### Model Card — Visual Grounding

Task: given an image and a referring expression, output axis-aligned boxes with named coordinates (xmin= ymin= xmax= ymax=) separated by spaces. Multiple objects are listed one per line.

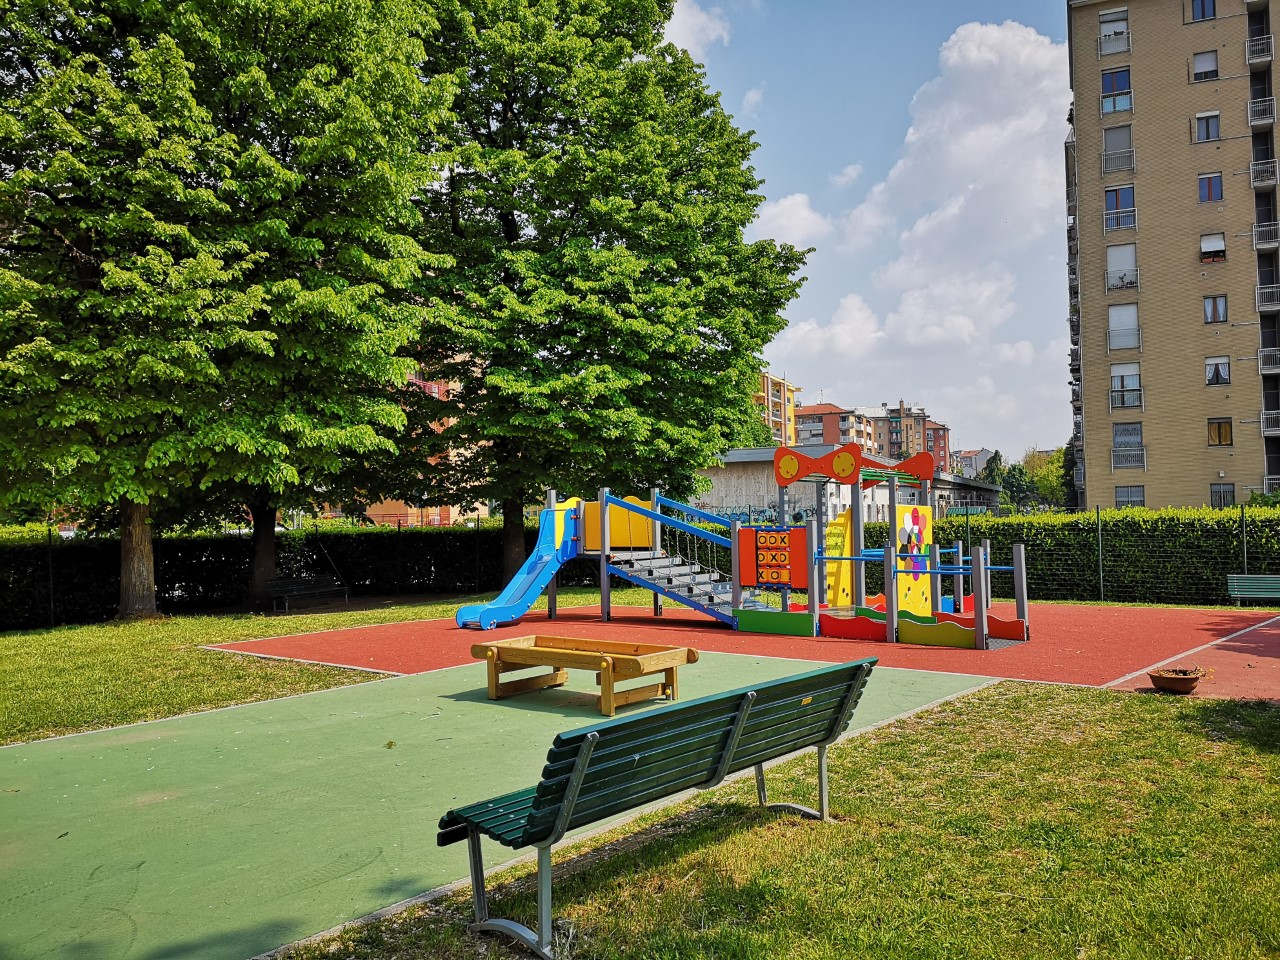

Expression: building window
xmin=1108 ymin=302 xmax=1140 ymax=349
xmin=1102 ymin=125 xmax=1134 ymax=173
xmin=1100 ymin=9 xmax=1130 ymax=54
xmin=1195 ymin=112 xmax=1221 ymax=142
xmin=1191 ymin=0 xmax=1215 ymax=20
xmin=1104 ymin=184 xmax=1136 ymax=230
xmin=1198 ymin=172 xmax=1223 ymax=202
xmin=1208 ymin=417 xmax=1233 ymax=446
xmin=1105 ymin=244 xmax=1139 ymax=290
xmin=1101 ymin=68 xmax=1132 ymax=114
xmin=1115 ymin=485 xmax=1145 ymax=508
xmin=1210 ymin=483 xmax=1235 ymax=507
xmin=1200 ymin=232 xmax=1226 ymax=262
xmin=1192 ymin=50 xmax=1219 ymax=81
xmin=1206 ymin=356 xmax=1230 ymax=385
xmin=1110 ymin=362 xmax=1142 ymax=408
xmin=1203 ymin=294 xmax=1228 ymax=324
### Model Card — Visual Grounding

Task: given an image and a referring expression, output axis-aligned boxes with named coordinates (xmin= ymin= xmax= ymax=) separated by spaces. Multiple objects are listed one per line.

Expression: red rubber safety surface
xmin=210 ymin=603 xmax=1280 ymax=693
xmin=1109 ymin=616 xmax=1280 ymax=700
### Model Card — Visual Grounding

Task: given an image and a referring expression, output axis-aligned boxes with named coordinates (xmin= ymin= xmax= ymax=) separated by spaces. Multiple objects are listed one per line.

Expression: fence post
xmin=599 ymin=487 xmax=611 ymax=623
xmin=883 ymin=542 xmax=897 ymax=643
xmin=972 ymin=544 xmax=988 ymax=650
xmin=1096 ymin=505 xmax=1104 ymax=602
xmin=46 ymin=525 xmax=56 ymax=629
xmin=546 ymin=489 xmax=557 ymax=620
xmin=1013 ymin=542 xmax=1029 ymax=638
xmin=1241 ymin=502 xmax=1248 ymax=575
xmin=650 ymin=487 xmax=662 ymax=617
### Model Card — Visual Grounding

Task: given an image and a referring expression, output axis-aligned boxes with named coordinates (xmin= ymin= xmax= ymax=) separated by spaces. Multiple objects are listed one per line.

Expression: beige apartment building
xmin=755 ymin=371 xmax=801 ymax=444
xmin=1067 ymin=0 xmax=1279 ymax=509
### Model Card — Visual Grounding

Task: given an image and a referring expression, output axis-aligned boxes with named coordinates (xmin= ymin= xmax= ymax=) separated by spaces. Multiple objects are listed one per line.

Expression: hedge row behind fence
xmin=4 ymin=505 xmax=1279 ymax=631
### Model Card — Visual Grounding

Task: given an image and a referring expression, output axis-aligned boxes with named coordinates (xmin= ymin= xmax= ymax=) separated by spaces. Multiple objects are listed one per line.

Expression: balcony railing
xmin=1251 ymin=97 xmax=1277 ymax=128
xmin=1100 ymin=91 xmax=1133 ymax=115
xmin=1105 ymin=267 xmax=1139 ymax=291
xmin=1111 ymin=446 xmax=1147 ymax=469
xmin=1098 ymin=31 xmax=1131 ymax=56
xmin=1251 ymin=159 xmax=1279 ymax=188
xmin=1263 ymin=409 xmax=1280 ymax=436
xmin=1260 ymin=347 xmax=1280 ymax=373
xmin=1266 ymin=475 xmax=1280 ymax=494
xmin=1104 ymin=207 xmax=1136 ymax=231
xmin=1066 ymin=188 xmax=1077 ymax=208
xmin=1102 ymin=148 xmax=1135 ymax=174
xmin=1258 ymin=284 xmax=1280 ymax=311
xmin=1108 ymin=326 xmax=1141 ymax=350
xmin=1073 ymin=464 xmax=1086 ymax=487
xmin=1110 ymin=387 xmax=1144 ymax=410
xmin=1255 ymin=221 xmax=1280 ymax=250
xmin=1248 ymin=34 xmax=1274 ymax=65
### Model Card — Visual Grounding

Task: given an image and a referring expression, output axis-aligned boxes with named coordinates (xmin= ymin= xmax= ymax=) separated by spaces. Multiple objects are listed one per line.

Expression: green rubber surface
xmin=0 ymin=653 xmax=986 ymax=960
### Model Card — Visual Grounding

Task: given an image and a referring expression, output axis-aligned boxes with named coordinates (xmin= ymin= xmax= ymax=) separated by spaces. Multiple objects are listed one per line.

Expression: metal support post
xmin=599 ymin=487 xmax=610 ymax=623
xmin=808 ymin=519 xmax=820 ymax=636
xmin=536 ymin=846 xmax=552 ymax=955
xmin=1013 ymin=542 xmax=1029 ymax=639
xmin=650 ymin=486 xmax=662 ymax=617
xmin=972 ymin=544 xmax=988 ymax=650
xmin=777 ymin=484 xmax=790 ymax=611
xmin=953 ymin=539 xmax=965 ymax=613
xmin=883 ymin=541 xmax=897 ymax=643
xmin=467 ymin=827 xmax=488 ymax=923
xmin=929 ymin=543 xmax=941 ymax=614
xmin=981 ymin=538 xmax=992 ymax=607
xmin=887 ymin=476 xmax=899 ymax=527
xmin=546 ymin=489 xmax=557 ymax=620
xmin=817 ymin=744 xmax=830 ymax=821
xmin=852 ymin=485 xmax=866 ymax=607
xmin=815 ymin=483 xmax=828 ymax=605
xmin=730 ymin=520 xmax=743 ymax=611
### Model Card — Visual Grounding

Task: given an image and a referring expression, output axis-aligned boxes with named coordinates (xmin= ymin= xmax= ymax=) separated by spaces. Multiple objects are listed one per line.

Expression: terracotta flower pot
xmin=1147 ymin=666 xmax=1211 ymax=694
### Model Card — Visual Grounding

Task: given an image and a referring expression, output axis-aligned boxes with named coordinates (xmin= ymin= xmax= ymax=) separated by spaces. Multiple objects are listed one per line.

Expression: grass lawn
xmin=282 ymin=683 xmax=1280 ymax=960
xmin=0 ymin=586 xmax=657 ymax=745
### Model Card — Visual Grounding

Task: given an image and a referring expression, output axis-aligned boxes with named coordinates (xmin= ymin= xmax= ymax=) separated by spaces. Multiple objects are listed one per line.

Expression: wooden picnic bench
xmin=472 ymin=635 xmax=699 ymax=716
xmin=265 ymin=576 xmax=348 ymax=612
xmin=437 ymin=658 xmax=877 ymax=959
xmin=1227 ymin=573 xmax=1280 ymax=604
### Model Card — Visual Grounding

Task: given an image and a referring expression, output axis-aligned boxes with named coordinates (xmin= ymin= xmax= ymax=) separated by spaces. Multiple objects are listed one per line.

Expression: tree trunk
xmin=248 ymin=496 xmax=277 ymax=611
xmin=502 ymin=496 xmax=527 ymax=580
xmin=118 ymin=499 xmax=157 ymax=619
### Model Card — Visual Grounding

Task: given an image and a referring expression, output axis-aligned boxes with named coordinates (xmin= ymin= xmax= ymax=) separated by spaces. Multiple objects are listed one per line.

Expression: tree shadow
xmin=1182 ymin=697 xmax=1280 ymax=753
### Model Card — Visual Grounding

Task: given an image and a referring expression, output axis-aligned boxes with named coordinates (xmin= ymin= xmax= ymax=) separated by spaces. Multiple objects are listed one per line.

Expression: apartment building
xmin=795 ymin=403 xmax=876 ymax=448
xmin=755 ymin=371 xmax=801 ymax=444
xmin=953 ymin=448 xmax=996 ymax=479
xmin=1067 ymin=0 xmax=1277 ymax=509
xmin=867 ymin=401 xmax=952 ymax=467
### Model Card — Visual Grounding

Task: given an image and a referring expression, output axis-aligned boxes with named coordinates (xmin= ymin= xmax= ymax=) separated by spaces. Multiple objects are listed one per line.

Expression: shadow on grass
xmin=1184 ymin=696 xmax=1280 ymax=753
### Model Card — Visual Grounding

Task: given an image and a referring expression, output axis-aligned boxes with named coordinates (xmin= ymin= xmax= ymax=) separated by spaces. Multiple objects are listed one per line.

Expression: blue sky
xmin=666 ymin=1 xmax=1074 ymax=457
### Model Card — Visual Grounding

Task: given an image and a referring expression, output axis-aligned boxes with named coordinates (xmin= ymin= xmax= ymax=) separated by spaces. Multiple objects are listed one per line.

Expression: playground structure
xmin=456 ymin=442 xmax=1029 ymax=649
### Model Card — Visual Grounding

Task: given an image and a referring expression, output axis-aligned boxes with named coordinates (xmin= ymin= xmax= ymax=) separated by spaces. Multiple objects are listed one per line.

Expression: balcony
xmin=1109 ymin=387 xmax=1144 ymax=410
xmin=1251 ymin=97 xmax=1277 ymax=129
xmin=1098 ymin=31 xmax=1130 ymax=57
xmin=1261 ymin=347 xmax=1280 ymax=373
xmin=1073 ymin=464 xmax=1085 ymax=488
xmin=1266 ymin=475 xmax=1280 ymax=494
xmin=1100 ymin=91 xmax=1132 ymax=116
xmin=1105 ymin=267 xmax=1139 ymax=291
xmin=1248 ymin=34 xmax=1274 ymax=66
xmin=1108 ymin=326 xmax=1141 ymax=350
xmin=1069 ymin=346 xmax=1081 ymax=374
xmin=1111 ymin=446 xmax=1147 ymax=470
xmin=1102 ymin=148 xmax=1135 ymax=175
xmin=1255 ymin=221 xmax=1280 ymax=251
xmin=1251 ymin=159 xmax=1279 ymax=189
xmin=1263 ymin=409 xmax=1280 ymax=437
xmin=1104 ymin=207 xmax=1136 ymax=232
xmin=1258 ymin=284 xmax=1280 ymax=311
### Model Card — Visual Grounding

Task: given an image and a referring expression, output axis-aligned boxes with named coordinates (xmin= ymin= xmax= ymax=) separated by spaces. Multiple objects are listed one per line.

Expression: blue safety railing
xmin=654 ymin=494 xmax=732 ymax=530
xmin=605 ymin=495 xmax=731 ymax=549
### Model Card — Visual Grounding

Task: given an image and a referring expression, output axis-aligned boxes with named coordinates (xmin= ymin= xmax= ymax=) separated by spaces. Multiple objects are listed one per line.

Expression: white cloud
xmin=764 ymin=21 xmax=1074 ymax=454
xmin=665 ymin=2 xmax=730 ymax=60
xmin=748 ymin=193 xmax=833 ymax=247
xmin=740 ymin=84 xmax=765 ymax=118
xmin=830 ymin=163 xmax=864 ymax=187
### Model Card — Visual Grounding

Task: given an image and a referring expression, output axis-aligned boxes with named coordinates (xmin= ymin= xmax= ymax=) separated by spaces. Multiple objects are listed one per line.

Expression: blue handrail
xmin=654 ymin=494 xmax=731 ymax=529
xmin=605 ymin=495 xmax=732 ymax=549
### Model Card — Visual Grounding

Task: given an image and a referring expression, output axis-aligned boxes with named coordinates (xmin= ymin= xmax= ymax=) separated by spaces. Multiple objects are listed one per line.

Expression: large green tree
xmin=405 ymin=0 xmax=809 ymax=575
xmin=0 ymin=0 xmax=451 ymax=614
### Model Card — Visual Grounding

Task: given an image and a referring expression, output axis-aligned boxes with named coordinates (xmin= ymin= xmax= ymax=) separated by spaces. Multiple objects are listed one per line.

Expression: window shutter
xmin=1201 ymin=233 xmax=1226 ymax=252
xmin=1193 ymin=51 xmax=1217 ymax=73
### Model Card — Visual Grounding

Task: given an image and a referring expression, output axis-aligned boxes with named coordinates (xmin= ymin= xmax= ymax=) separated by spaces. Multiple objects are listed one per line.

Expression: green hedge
xmin=4 ymin=505 xmax=1278 ymax=631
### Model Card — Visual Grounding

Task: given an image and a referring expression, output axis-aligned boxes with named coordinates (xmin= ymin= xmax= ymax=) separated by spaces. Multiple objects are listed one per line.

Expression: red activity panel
xmin=737 ymin=526 xmax=809 ymax=590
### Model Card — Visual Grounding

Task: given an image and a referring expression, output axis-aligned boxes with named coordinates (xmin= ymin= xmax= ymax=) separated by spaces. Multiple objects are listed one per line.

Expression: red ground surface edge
xmin=209 ymin=602 xmax=1280 ymax=696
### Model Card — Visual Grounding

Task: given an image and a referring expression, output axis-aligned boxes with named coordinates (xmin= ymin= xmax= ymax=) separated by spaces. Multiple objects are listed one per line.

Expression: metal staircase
xmin=607 ymin=549 xmax=774 ymax=625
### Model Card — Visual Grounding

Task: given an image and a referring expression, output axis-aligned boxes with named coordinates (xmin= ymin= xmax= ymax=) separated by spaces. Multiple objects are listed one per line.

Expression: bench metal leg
xmin=753 ymin=755 xmax=825 ymax=822
xmin=467 ymin=839 xmax=556 ymax=960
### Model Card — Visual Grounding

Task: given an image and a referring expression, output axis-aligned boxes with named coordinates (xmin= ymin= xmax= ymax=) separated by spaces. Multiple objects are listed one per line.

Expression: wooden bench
xmin=472 ymin=635 xmax=699 ymax=716
xmin=1227 ymin=573 xmax=1280 ymax=604
xmin=437 ymin=658 xmax=876 ymax=959
xmin=265 ymin=576 xmax=348 ymax=612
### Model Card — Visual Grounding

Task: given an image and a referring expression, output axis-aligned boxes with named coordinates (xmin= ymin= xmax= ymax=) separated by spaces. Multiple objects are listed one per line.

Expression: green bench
xmin=437 ymin=658 xmax=876 ymax=959
xmin=1227 ymin=573 xmax=1280 ymax=604
xmin=265 ymin=575 xmax=348 ymax=612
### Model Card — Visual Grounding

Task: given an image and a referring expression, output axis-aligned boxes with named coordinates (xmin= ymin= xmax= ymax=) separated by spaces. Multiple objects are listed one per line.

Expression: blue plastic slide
xmin=456 ymin=507 xmax=574 ymax=629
